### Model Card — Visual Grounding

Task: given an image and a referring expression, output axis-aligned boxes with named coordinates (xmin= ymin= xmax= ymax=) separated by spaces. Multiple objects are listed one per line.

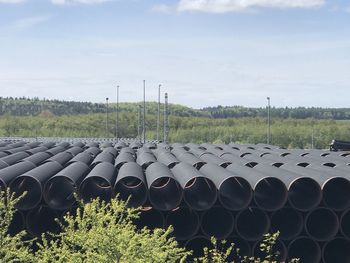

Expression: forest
xmin=0 ymin=97 xmax=349 ymax=149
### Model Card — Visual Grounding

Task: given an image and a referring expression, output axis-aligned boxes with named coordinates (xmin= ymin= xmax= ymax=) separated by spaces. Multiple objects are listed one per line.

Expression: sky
xmin=0 ymin=0 xmax=350 ymax=108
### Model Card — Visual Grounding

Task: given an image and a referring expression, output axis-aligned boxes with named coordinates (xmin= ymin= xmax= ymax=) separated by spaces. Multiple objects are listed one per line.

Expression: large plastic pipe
xmin=129 ymin=141 xmax=142 ymax=150
xmin=156 ymin=151 xmax=179 ymax=169
xmin=226 ymin=236 xmax=251 ymax=261
xmin=185 ymin=236 xmax=212 ymax=260
xmin=0 ymin=161 xmax=36 ymax=190
xmin=0 ymin=152 xmax=8 ymax=158
xmin=340 ymin=209 xmax=350 ymax=239
xmin=72 ymin=141 xmax=85 ymax=148
xmin=323 ymin=238 xmax=350 ymax=263
xmin=236 ymin=207 xmax=270 ymax=241
xmin=44 ymin=152 xmax=73 ymax=166
xmin=102 ymin=147 xmax=118 ymax=158
xmin=288 ymin=237 xmax=321 ymax=263
xmin=44 ymin=162 xmax=91 ymax=210
xmin=115 ymin=152 xmax=135 ymax=169
xmin=305 ymin=207 xmax=339 ymax=241
xmin=46 ymin=146 xmax=66 ymax=156
xmin=165 ymin=206 xmax=199 ymax=240
xmin=65 ymin=146 xmax=83 ymax=157
xmin=171 ymin=162 xmax=217 ymax=210
xmin=20 ymin=152 xmax=51 ymax=166
xmin=100 ymin=142 xmax=113 ymax=148
xmin=41 ymin=142 xmax=56 ymax=149
xmin=85 ymin=142 xmax=99 ymax=148
xmin=226 ymin=163 xmax=288 ymax=211
xmin=90 ymin=152 xmax=115 ymax=168
xmin=145 ymin=162 xmax=182 ymax=211
xmin=253 ymin=239 xmax=287 ymax=262
xmin=119 ymin=147 xmax=135 ymax=156
xmin=135 ymin=207 xmax=164 ymax=230
xmin=57 ymin=142 xmax=70 ymax=148
xmin=26 ymin=206 xmax=60 ymax=237
xmin=270 ymin=207 xmax=303 ymax=240
xmin=136 ymin=152 xmax=157 ymax=169
xmin=84 ymin=146 xmax=101 ymax=157
xmin=26 ymin=146 xmax=48 ymax=155
xmin=66 ymin=152 xmax=93 ymax=166
xmin=199 ymin=163 xmax=252 ymax=211
xmin=4 ymin=146 xmax=31 ymax=155
xmin=114 ymin=141 xmax=127 ymax=150
xmin=10 ymin=162 xmax=63 ymax=210
xmin=0 ymin=151 xmax=30 ymax=169
xmin=199 ymin=152 xmax=231 ymax=168
xmin=176 ymin=152 xmax=206 ymax=169
xmin=201 ymin=206 xmax=234 ymax=240
xmin=114 ymin=162 xmax=147 ymax=207
xmin=79 ymin=162 xmax=116 ymax=202
xmin=8 ymin=210 xmax=25 ymax=236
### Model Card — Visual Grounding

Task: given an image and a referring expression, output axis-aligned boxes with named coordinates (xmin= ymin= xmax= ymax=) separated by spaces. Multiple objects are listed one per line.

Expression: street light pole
xmin=157 ymin=84 xmax=161 ymax=142
xmin=267 ymin=97 xmax=271 ymax=144
xmin=143 ymin=80 xmax=146 ymax=144
xmin=106 ymin=97 xmax=109 ymax=138
xmin=116 ymin=85 xmax=119 ymax=140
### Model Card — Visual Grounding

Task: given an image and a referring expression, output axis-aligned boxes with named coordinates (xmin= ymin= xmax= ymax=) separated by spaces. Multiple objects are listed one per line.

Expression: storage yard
xmin=0 ymin=138 xmax=350 ymax=263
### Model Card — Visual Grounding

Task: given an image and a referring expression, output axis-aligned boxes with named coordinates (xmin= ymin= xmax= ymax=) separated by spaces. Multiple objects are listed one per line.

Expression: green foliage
xmin=0 ymin=189 xmax=33 ymax=263
xmin=34 ymin=198 xmax=190 ymax=263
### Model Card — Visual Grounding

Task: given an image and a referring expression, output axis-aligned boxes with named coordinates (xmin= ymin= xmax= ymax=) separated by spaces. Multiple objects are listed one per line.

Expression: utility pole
xmin=164 ymin=93 xmax=169 ymax=143
xmin=137 ymin=104 xmax=142 ymax=141
xmin=157 ymin=84 xmax=161 ymax=142
xmin=105 ymin=97 xmax=109 ymax=138
xmin=267 ymin=97 xmax=271 ymax=144
xmin=143 ymin=80 xmax=146 ymax=144
xmin=115 ymin=85 xmax=119 ymax=140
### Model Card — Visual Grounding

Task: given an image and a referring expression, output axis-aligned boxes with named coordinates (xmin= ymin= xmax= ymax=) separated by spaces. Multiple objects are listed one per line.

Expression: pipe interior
xmin=323 ymin=177 xmax=350 ymax=211
xmin=323 ymin=238 xmax=350 ymax=263
xmin=135 ymin=208 xmax=164 ymax=230
xmin=11 ymin=176 xmax=42 ymax=210
xmin=305 ymin=208 xmax=338 ymax=241
xmin=185 ymin=236 xmax=212 ymax=260
xmin=271 ymin=208 xmax=303 ymax=240
xmin=236 ymin=208 xmax=270 ymax=241
xmin=166 ymin=207 xmax=199 ymax=240
xmin=26 ymin=206 xmax=60 ymax=237
xmin=341 ymin=210 xmax=350 ymax=239
xmin=44 ymin=176 xmax=76 ymax=210
xmin=114 ymin=177 xmax=147 ymax=207
xmin=288 ymin=237 xmax=321 ymax=263
xmin=201 ymin=206 xmax=234 ymax=240
xmin=254 ymin=177 xmax=287 ymax=211
xmin=253 ymin=239 xmax=287 ymax=262
xmin=149 ymin=177 xmax=182 ymax=211
xmin=225 ymin=237 xmax=251 ymax=261
xmin=184 ymin=177 xmax=217 ymax=211
xmin=219 ymin=177 xmax=252 ymax=211
xmin=80 ymin=177 xmax=112 ymax=202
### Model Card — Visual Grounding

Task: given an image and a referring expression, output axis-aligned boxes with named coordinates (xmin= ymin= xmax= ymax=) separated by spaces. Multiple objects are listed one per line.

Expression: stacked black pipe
xmin=1 ymin=139 xmax=350 ymax=262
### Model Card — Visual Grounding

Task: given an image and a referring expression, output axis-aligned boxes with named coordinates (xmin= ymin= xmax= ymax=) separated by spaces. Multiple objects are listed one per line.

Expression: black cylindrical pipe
xmin=253 ymin=239 xmax=287 ymax=262
xmin=4 ymin=146 xmax=31 ymax=155
xmin=226 ymin=236 xmax=251 ymax=261
xmin=90 ymin=152 xmax=115 ymax=167
xmin=84 ymin=146 xmax=101 ymax=157
xmin=236 ymin=207 xmax=270 ymax=241
xmin=199 ymin=152 xmax=231 ymax=168
xmin=156 ymin=152 xmax=179 ymax=169
xmin=115 ymin=152 xmax=135 ymax=169
xmin=171 ymin=162 xmax=217 ymax=211
xmin=25 ymin=146 xmax=48 ymax=155
xmin=288 ymin=236 xmax=321 ymax=263
xmin=114 ymin=162 xmax=147 ymax=207
xmin=79 ymin=162 xmax=116 ymax=202
xmin=41 ymin=142 xmax=56 ymax=149
xmin=21 ymin=152 xmax=51 ymax=166
xmin=119 ymin=147 xmax=135 ymax=156
xmin=176 ymin=152 xmax=206 ymax=169
xmin=102 ymin=147 xmax=118 ymax=158
xmin=129 ymin=141 xmax=142 ymax=149
xmin=226 ymin=163 xmax=288 ymax=211
xmin=136 ymin=152 xmax=157 ymax=169
xmin=44 ymin=152 xmax=73 ymax=166
xmin=145 ymin=162 xmax=182 ymax=211
xmin=0 ymin=152 xmax=30 ymax=169
xmin=340 ymin=209 xmax=350 ymax=239
xmin=57 ymin=142 xmax=70 ymax=148
xmin=185 ymin=235 xmax=212 ymax=260
xmin=0 ymin=161 xmax=36 ymax=190
xmin=114 ymin=141 xmax=127 ymax=150
xmin=270 ymin=207 xmax=303 ymax=240
xmin=305 ymin=207 xmax=339 ymax=241
xmin=8 ymin=210 xmax=25 ymax=236
xmin=323 ymin=238 xmax=350 ymax=263
xmin=72 ymin=141 xmax=85 ymax=148
xmin=10 ymin=162 xmax=63 ymax=210
xmin=43 ymin=162 xmax=91 ymax=210
xmin=199 ymin=163 xmax=252 ymax=211
xmin=65 ymin=146 xmax=83 ymax=157
xmin=85 ymin=142 xmax=99 ymax=148
xmin=46 ymin=146 xmax=66 ymax=156
xmin=135 ymin=207 xmax=164 ymax=230
xmin=26 ymin=206 xmax=60 ymax=237
xmin=66 ymin=152 xmax=93 ymax=166
xmin=100 ymin=142 xmax=113 ymax=148
xmin=165 ymin=206 xmax=199 ymax=240
xmin=201 ymin=206 xmax=234 ymax=240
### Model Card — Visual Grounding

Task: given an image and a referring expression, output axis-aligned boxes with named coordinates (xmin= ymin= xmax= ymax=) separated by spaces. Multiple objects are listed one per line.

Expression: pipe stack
xmin=1 ymin=139 xmax=350 ymax=262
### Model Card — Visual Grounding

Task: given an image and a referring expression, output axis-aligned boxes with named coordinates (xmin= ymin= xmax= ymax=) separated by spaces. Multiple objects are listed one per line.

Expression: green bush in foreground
xmin=0 ymin=190 xmax=297 ymax=262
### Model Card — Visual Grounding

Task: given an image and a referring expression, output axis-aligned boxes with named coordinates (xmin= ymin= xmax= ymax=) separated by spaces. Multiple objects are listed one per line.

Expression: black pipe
xmin=305 ymin=207 xmax=339 ymax=241
xmin=25 ymin=146 xmax=48 ymax=155
xmin=129 ymin=141 xmax=142 ymax=149
xmin=323 ymin=237 xmax=350 ymax=263
xmin=41 ymin=142 xmax=56 ymax=149
xmin=65 ymin=146 xmax=83 ymax=157
xmin=135 ymin=207 xmax=164 ymax=230
xmin=90 ymin=152 xmax=115 ymax=168
xmin=199 ymin=163 xmax=252 ymax=211
xmin=115 ymin=152 xmax=135 ymax=169
xmin=114 ymin=162 xmax=147 ymax=207
xmin=0 ymin=152 xmax=8 ymax=158
xmin=165 ymin=206 xmax=199 ymax=240
xmin=0 ymin=152 xmax=30 ymax=169
xmin=171 ymin=162 xmax=217 ymax=211
xmin=25 ymin=142 xmax=41 ymax=148
xmin=236 ymin=207 xmax=270 ymax=241
xmin=114 ymin=141 xmax=127 ymax=150
xmin=253 ymin=238 xmax=287 ymax=262
xmin=102 ymin=147 xmax=118 ymax=158
xmin=226 ymin=163 xmax=288 ymax=211
xmin=340 ymin=209 xmax=350 ymax=239
xmin=287 ymin=236 xmax=321 ymax=263
xmin=176 ymin=152 xmax=206 ymax=169
xmin=85 ymin=142 xmax=99 ymax=148
xmin=145 ymin=162 xmax=182 ymax=211
xmin=57 ymin=142 xmax=70 ymax=148
xmin=44 ymin=152 xmax=73 ymax=166
xmin=66 ymin=152 xmax=93 ymax=166
xmin=270 ymin=207 xmax=303 ymax=240
xmin=136 ymin=152 xmax=157 ymax=169
xmin=119 ymin=147 xmax=135 ymax=156
xmin=226 ymin=236 xmax=251 ymax=261
xmin=4 ymin=146 xmax=31 ymax=155
xmin=201 ymin=206 xmax=234 ymax=240
xmin=185 ymin=235 xmax=212 ymax=260
xmin=44 ymin=162 xmax=91 ymax=210
xmin=0 ymin=161 xmax=36 ymax=190
xmin=8 ymin=210 xmax=25 ymax=236
xmin=156 ymin=151 xmax=179 ymax=169
xmin=199 ymin=152 xmax=231 ymax=168
xmin=46 ymin=146 xmax=66 ymax=156
xmin=10 ymin=162 xmax=63 ymax=210
xmin=20 ymin=152 xmax=51 ymax=166
xmin=79 ymin=162 xmax=116 ymax=202
xmin=72 ymin=141 xmax=85 ymax=148
xmin=84 ymin=146 xmax=101 ymax=157
xmin=26 ymin=206 xmax=60 ymax=237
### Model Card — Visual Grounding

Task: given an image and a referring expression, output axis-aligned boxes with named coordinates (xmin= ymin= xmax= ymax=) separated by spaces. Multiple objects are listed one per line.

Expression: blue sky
xmin=0 ymin=0 xmax=349 ymax=108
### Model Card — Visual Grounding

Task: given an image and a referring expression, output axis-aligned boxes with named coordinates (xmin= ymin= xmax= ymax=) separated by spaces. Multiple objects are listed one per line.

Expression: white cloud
xmin=177 ymin=0 xmax=325 ymax=13
xmin=11 ymin=15 xmax=51 ymax=30
xmin=0 ymin=0 xmax=25 ymax=3
xmin=52 ymin=0 xmax=112 ymax=5
xmin=151 ymin=4 xmax=173 ymax=14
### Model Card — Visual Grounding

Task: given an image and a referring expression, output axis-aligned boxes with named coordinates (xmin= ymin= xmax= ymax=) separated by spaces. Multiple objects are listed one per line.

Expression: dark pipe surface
xmin=156 ymin=152 xmax=179 ymax=168
xmin=253 ymin=239 xmax=287 ymax=262
xmin=44 ymin=152 xmax=73 ymax=166
xmin=305 ymin=207 xmax=339 ymax=241
xmin=102 ymin=147 xmax=118 ymax=158
xmin=114 ymin=162 xmax=147 ymax=207
xmin=226 ymin=236 xmax=251 ymax=261
xmin=21 ymin=152 xmax=51 ymax=166
xmin=145 ymin=162 xmax=182 ymax=211
xmin=323 ymin=238 xmax=350 ymax=263
xmin=8 ymin=210 xmax=25 ymax=236
xmin=199 ymin=163 xmax=252 ymax=211
xmin=44 ymin=162 xmax=91 ymax=210
xmin=91 ymin=152 xmax=115 ymax=167
xmin=84 ymin=146 xmax=101 ymax=157
xmin=115 ymin=152 xmax=135 ymax=169
xmin=26 ymin=146 xmax=48 ymax=155
xmin=119 ymin=147 xmax=135 ymax=156
xmin=171 ymin=162 xmax=217 ymax=211
xmin=46 ymin=146 xmax=66 ymax=156
xmin=341 ymin=209 xmax=350 ymax=239
xmin=287 ymin=237 xmax=321 ymax=263
xmin=4 ymin=146 xmax=31 ymax=155
xmin=176 ymin=152 xmax=206 ymax=169
xmin=66 ymin=152 xmax=93 ymax=166
xmin=79 ymin=162 xmax=116 ymax=202
xmin=199 ymin=152 xmax=231 ymax=168
xmin=270 ymin=207 xmax=303 ymax=240
xmin=65 ymin=146 xmax=83 ymax=157
xmin=166 ymin=206 xmax=199 ymax=240
xmin=226 ymin=163 xmax=288 ymax=211
xmin=1 ymin=151 xmax=30 ymax=166
xmin=236 ymin=207 xmax=270 ymax=241
xmin=26 ymin=206 xmax=60 ymax=237
xmin=185 ymin=236 xmax=212 ymax=260
xmin=135 ymin=207 xmax=164 ymax=230
xmin=0 ymin=161 xmax=36 ymax=190
xmin=136 ymin=152 xmax=157 ymax=169
xmin=201 ymin=206 xmax=234 ymax=239
xmin=10 ymin=161 xmax=63 ymax=210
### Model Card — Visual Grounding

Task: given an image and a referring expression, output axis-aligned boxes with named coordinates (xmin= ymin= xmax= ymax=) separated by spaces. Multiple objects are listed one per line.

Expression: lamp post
xmin=157 ymin=84 xmax=161 ymax=142
xmin=267 ymin=97 xmax=271 ymax=144
xmin=116 ymin=85 xmax=119 ymax=140
xmin=106 ymin=97 xmax=109 ymax=138
xmin=143 ymin=80 xmax=146 ymax=144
